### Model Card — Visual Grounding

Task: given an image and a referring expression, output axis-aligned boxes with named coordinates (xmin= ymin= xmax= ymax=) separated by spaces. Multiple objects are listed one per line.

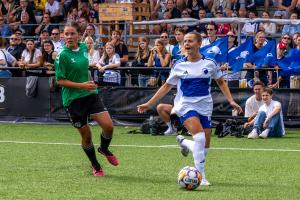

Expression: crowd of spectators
xmin=0 ymin=0 xmax=300 ymax=88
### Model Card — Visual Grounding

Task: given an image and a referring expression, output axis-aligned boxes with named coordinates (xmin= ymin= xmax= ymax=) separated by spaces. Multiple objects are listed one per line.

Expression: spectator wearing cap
xmin=211 ymin=0 xmax=232 ymax=17
xmin=186 ymin=0 xmax=204 ymax=19
xmin=259 ymin=11 xmax=276 ymax=35
xmin=201 ymin=22 xmax=218 ymax=48
xmin=282 ymin=12 xmax=300 ymax=36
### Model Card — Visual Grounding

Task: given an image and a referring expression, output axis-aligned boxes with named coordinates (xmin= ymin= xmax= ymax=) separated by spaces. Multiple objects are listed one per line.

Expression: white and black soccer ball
xmin=177 ymin=166 xmax=202 ymax=190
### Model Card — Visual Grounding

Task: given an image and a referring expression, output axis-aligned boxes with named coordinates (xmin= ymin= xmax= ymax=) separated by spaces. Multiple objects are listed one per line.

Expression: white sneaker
xmin=200 ymin=178 xmax=211 ymax=186
xmin=247 ymin=129 xmax=258 ymax=139
xmin=164 ymin=127 xmax=177 ymax=136
xmin=259 ymin=129 xmax=269 ymax=139
xmin=176 ymin=135 xmax=189 ymax=157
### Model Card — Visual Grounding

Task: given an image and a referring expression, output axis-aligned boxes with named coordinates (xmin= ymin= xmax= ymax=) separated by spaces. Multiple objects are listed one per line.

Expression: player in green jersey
xmin=55 ymin=22 xmax=118 ymax=177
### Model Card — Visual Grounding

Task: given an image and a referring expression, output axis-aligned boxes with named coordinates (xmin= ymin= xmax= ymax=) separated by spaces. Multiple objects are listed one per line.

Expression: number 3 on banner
xmin=0 ymin=86 xmax=5 ymax=103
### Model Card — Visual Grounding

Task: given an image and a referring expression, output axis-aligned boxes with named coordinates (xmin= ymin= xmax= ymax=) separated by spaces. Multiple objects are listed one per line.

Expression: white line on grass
xmin=0 ymin=140 xmax=300 ymax=152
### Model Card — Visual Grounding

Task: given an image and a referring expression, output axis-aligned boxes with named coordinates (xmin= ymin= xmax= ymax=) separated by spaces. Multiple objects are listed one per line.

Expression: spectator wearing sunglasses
xmin=51 ymin=28 xmax=64 ymax=52
xmin=201 ymin=22 xmax=218 ymax=48
xmin=280 ymin=34 xmax=293 ymax=49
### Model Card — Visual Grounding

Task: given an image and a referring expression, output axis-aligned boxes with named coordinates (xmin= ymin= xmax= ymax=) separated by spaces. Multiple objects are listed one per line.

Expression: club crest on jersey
xmin=202 ymin=68 xmax=208 ymax=75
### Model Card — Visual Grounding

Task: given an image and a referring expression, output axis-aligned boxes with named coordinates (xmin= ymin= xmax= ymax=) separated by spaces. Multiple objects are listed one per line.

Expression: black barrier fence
xmin=1 ymin=77 xmax=300 ymax=126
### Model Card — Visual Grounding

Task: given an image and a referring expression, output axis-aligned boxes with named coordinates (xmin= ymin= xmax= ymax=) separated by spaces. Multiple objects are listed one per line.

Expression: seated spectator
xmin=273 ymin=11 xmax=285 ymax=33
xmin=292 ymin=32 xmax=300 ymax=47
xmin=132 ymin=36 xmax=152 ymax=87
xmin=19 ymin=11 xmax=36 ymax=37
xmin=211 ymin=0 xmax=232 ymax=17
xmin=220 ymin=31 xmax=240 ymax=87
xmin=78 ymin=16 xmax=88 ymax=35
xmin=78 ymin=2 xmax=90 ymax=20
xmin=96 ymin=42 xmax=121 ymax=86
xmin=10 ymin=0 xmax=36 ymax=24
xmin=259 ymin=11 xmax=276 ymax=36
xmin=295 ymin=0 xmax=300 ymax=16
xmin=85 ymin=36 xmax=100 ymax=69
xmin=186 ymin=0 xmax=204 ymax=19
xmin=18 ymin=39 xmax=43 ymax=76
xmin=165 ymin=0 xmax=181 ymax=19
xmin=215 ymin=9 xmax=230 ymax=35
xmin=243 ymin=81 xmax=264 ymax=119
xmin=192 ymin=8 xmax=208 ymax=33
xmin=247 ymin=87 xmax=285 ymax=138
xmin=67 ymin=7 xmax=79 ymax=23
xmin=232 ymin=0 xmax=248 ymax=18
xmin=0 ymin=48 xmax=17 ymax=77
xmin=0 ymin=16 xmax=12 ymax=39
xmin=150 ymin=0 xmax=167 ymax=20
xmin=35 ymin=13 xmax=56 ymax=35
xmin=229 ymin=13 xmax=239 ymax=35
xmin=45 ymin=0 xmax=64 ymax=23
xmin=147 ymin=39 xmax=171 ymax=86
xmin=280 ymin=33 xmax=293 ymax=49
xmin=41 ymin=40 xmax=57 ymax=76
xmin=6 ymin=34 xmax=25 ymax=61
xmin=34 ymin=0 xmax=47 ymax=15
xmin=178 ymin=9 xmax=194 ymax=33
xmin=254 ymin=0 xmax=272 ymax=12
xmin=201 ymin=22 xmax=218 ymax=48
xmin=0 ymin=0 xmax=15 ymax=17
xmin=282 ymin=12 xmax=300 ymax=36
xmin=51 ymin=28 xmax=64 ymax=52
xmin=241 ymin=10 xmax=260 ymax=36
xmin=89 ymin=2 xmax=100 ymax=23
xmin=160 ymin=31 xmax=174 ymax=54
xmin=276 ymin=0 xmax=297 ymax=19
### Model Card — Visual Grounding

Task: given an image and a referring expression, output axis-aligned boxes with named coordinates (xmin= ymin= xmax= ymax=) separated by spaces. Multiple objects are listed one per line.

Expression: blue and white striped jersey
xmin=167 ymin=56 xmax=222 ymax=117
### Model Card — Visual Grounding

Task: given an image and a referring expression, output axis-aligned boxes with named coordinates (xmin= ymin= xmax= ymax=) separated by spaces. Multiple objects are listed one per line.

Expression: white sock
xmin=192 ymin=133 xmax=206 ymax=174
xmin=166 ymin=122 xmax=172 ymax=129
xmin=181 ymin=139 xmax=194 ymax=151
xmin=199 ymin=148 xmax=208 ymax=180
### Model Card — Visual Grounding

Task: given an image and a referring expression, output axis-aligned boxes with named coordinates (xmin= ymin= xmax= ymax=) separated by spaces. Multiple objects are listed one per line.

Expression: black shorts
xmin=66 ymin=94 xmax=107 ymax=128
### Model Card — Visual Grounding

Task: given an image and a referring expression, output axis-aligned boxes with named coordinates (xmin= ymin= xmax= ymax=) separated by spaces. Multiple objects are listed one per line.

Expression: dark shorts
xmin=179 ymin=110 xmax=211 ymax=129
xmin=66 ymin=94 xmax=107 ymax=128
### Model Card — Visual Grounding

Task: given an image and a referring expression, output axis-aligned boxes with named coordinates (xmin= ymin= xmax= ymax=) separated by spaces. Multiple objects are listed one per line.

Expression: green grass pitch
xmin=0 ymin=124 xmax=300 ymax=200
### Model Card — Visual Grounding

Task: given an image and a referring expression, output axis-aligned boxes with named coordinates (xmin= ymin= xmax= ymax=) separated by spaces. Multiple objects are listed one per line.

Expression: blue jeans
xmin=253 ymin=111 xmax=284 ymax=137
xmin=138 ymin=74 xmax=149 ymax=87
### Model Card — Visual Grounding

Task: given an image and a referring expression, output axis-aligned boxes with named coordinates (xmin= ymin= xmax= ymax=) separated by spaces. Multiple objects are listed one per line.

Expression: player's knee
xmin=103 ymin=124 xmax=114 ymax=134
xmin=156 ymin=104 xmax=164 ymax=113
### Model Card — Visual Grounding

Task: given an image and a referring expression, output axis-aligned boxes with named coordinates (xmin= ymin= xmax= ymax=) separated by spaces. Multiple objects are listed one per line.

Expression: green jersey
xmin=55 ymin=42 xmax=98 ymax=107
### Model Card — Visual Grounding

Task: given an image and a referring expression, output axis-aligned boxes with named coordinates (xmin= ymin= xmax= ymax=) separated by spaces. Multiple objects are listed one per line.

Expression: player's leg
xmin=91 ymin=111 xmax=119 ymax=166
xmin=157 ymin=103 xmax=177 ymax=135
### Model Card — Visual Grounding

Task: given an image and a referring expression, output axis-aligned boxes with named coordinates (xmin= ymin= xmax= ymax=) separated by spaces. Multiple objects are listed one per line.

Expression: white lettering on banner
xmin=0 ymin=86 xmax=5 ymax=103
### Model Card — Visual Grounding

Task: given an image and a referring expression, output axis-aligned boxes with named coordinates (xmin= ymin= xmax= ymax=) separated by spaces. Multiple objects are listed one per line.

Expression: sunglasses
xmin=52 ymin=33 xmax=59 ymax=35
xmin=283 ymin=37 xmax=291 ymax=40
xmin=182 ymin=12 xmax=188 ymax=15
xmin=160 ymin=36 xmax=168 ymax=38
xmin=228 ymin=35 xmax=236 ymax=37
xmin=10 ymin=38 xmax=18 ymax=40
xmin=206 ymin=28 xmax=215 ymax=31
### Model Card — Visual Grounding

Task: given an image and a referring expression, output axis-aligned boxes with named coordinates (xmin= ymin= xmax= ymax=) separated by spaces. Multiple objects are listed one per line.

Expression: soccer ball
xmin=177 ymin=166 xmax=202 ymax=190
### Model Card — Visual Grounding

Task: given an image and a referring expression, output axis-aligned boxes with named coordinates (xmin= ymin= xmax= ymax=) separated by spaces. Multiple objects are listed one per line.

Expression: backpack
xmin=141 ymin=116 xmax=168 ymax=135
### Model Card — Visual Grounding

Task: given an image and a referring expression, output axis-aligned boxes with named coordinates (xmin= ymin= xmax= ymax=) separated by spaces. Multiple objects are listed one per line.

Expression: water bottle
xmin=149 ymin=115 xmax=154 ymax=135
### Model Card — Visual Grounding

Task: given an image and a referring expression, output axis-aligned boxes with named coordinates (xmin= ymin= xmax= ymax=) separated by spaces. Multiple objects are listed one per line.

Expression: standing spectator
xmin=282 ymin=12 xmax=300 ymax=36
xmin=171 ymin=27 xmax=185 ymax=64
xmin=51 ymin=28 xmax=64 ymax=53
xmin=247 ymin=87 xmax=285 ymax=139
xmin=96 ymin=42 xmax=121 ymax=86
xmin=160 ymin=31 xmax=174 ymax=54
xmin=45 ymin=0 xmax=64 ymax=23
xmin=201 ymin=22 xmax=218 ymax=48
xmin=215 ymin=8 xmax=230 ymax=35
xmin=18 ymin=39 xmax=43 ymax=76
xmin=259 ymin=11 xmax=276 ymax=36
xmin=41 ymin=40 xmax=57 ymax=75
xmin=132 ymin=36 xmax=152 ymax=87
xmin=220 ymin=31 xmax=240 ymax=87
xmin=147 ymin=39 xmax=171 ymax=86
xmin=241 ymin=10 xmax=260 ymax=36
xmin=186 ymin=0 xmax=204 ymax=19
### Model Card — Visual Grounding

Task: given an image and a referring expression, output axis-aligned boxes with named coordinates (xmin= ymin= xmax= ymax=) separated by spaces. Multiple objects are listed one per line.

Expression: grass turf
xmin=0 ymin=124 xmax=300 ymax=200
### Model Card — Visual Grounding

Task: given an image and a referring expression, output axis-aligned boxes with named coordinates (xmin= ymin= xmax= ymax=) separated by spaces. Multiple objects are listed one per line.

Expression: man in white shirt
xmin=201 ymin=22 xmax=218 ymax=48
xmin=244 ymin=81 xmax=264 ymax=118
xmin=51 ymin=28 xmax=64 ymax=52
xmin=247 ymin=87 xmax=285 ymax=139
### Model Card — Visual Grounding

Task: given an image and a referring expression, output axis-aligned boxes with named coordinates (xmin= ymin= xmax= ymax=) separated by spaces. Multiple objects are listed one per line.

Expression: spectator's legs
xmin=253 ymin=111 xmax=267 ymax=133
xmin=267 ymin=112 xmax=283 ymax=137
